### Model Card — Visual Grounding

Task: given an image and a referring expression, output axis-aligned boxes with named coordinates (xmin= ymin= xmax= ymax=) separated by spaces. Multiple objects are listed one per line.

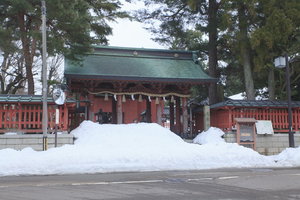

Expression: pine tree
xmin=136 ymin=0 xmax=224 ymax=104
xmin=0 ymin=0 xmax=126 ymax=94
xmin=251 ymin=0 xmax=300 ymax=100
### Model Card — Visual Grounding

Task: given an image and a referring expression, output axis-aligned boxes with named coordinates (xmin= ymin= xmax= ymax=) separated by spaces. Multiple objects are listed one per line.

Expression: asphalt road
xmin=1 ymin=167 xmax=300 ymax=200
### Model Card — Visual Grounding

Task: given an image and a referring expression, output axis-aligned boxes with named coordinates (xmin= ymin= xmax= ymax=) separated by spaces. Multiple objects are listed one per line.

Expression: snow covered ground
xmin=0 ymin=121 xmax=299 ymax=177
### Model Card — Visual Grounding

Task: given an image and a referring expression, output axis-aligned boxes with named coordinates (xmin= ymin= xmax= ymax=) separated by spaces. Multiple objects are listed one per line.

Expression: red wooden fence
xmin=0 ymin=103 xmax=69 ymax=133
xmin=208 ymin=108 xmax=300 ymax=133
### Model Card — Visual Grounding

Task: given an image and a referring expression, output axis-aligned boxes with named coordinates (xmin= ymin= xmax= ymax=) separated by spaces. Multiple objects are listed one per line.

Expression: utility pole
xmin=41 ymin=0 xmax=48 ymax=151
xmin=285 ymin=53 xmax=294 ymax=148
xmin=274 ymin=55 xmax=295 ymax=148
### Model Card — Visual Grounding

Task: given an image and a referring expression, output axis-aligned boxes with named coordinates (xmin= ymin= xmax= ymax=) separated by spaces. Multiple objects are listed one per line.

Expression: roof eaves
xmin=65 ymin=74 xmax=217 ymax=83
xmin=88 ymin=52 xmax=193 ymax=61
xmin=92 ymin=45 xmax=195 ymax=54
xmin=211 ymin=100 xmax=300 ymax=108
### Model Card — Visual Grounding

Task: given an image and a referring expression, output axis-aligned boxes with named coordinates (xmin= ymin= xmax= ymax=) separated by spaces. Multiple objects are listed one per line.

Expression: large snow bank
xmin=0 ymin=121 xmax=299 ymax=177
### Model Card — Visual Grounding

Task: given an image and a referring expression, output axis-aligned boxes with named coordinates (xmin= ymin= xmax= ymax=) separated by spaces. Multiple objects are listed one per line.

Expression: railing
xmin=0 ymin=103 xmax=69 ymax=133
xmin=68 ymin=112 xmax=86 ymax=131
xmin=210 ymin=108 xmax=300 ymax=133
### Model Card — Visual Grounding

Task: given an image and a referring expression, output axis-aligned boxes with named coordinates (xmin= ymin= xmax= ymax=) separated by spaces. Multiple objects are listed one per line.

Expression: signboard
xmin=235 ymin=118 xmax=256 ymax=150
xmin=256 ymin=120 xmax=274 ymax=135
xmin=240 ymin=124 xmax=254 ymax=142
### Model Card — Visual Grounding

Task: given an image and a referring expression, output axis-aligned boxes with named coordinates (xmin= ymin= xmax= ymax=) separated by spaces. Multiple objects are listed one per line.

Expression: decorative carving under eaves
xmin=70 ymin=79 xmax=191 ymax=96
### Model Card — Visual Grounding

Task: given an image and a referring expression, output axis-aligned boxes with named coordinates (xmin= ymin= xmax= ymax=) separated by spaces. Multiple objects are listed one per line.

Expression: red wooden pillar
xmin=175 ymin=97 xmax=181 ymax=134
xmin=146 ymin=97 xmax=152 ymax=123
xmin=182 ymin=97 xmax=188 ymax=133
xmin=156 ymin=99 xmax=162 ymax=125
xmin=295 ymin=109 xmax=299 ymax=131
xmin=5 ymin=105 xmax=8 ymax=129
xmin=18 ymin=103 xmax=22 ymax=131
xmin=137 ymin=97 xmax=143 ymax=122
xmin=24 ymin=105 xmax=27 ymax=129
xmin=31 ymin=105 xmax=36 ymax=128
xmin=84 ymin=96 xmax=89 ymax=120
xmin=228 ymin=108 xmax=232 ymax=131
xmin=63 ymin=104 xmax=68 ymax=131
xmin=117 ymin=95 xmax=123 ymax=124
xmin=112 ymin=96 xmax=117 ymax=124
xmin=88 ymin=93 xmax=95 ymax=121
xmin=0 ymin=104 xmax=2 ymax=129
xmin=170 ymin=101 xmax=175 ymax=132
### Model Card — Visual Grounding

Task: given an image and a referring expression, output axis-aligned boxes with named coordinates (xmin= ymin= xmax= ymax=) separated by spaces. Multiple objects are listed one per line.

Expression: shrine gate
xmin=65 ymin=46 xmax=215 ymax=135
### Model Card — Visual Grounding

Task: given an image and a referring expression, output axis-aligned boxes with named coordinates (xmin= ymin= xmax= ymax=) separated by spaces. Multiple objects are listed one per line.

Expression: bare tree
xmin=34 ymin=54 xmax=64 ymax=95
xmin=47 ymin=55 xmax=64 ymax=93
xmin=0 ymin=50 xmax=26 ymax=94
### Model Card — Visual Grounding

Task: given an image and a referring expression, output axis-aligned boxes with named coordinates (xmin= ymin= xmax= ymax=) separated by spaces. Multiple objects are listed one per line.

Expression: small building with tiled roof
xmin=193 ymin=99 xmax=300 ymax=134
xmin=65 ymin=46 xmax=216 ymax=134
xmin=0 ymin=95 xmax=76 ymax=133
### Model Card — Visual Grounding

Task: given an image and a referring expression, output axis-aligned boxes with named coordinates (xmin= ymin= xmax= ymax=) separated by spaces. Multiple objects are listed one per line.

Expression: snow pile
xmin=191 ymin=127 xmax=274 ymax=169
xmin=0 ymin=121 xmax=299 ymax=177
xmin=193 ymin=127 xmax=225 ymax=144
xmin=4 ymin=132 xmax=18 ymax=135
xmin=271 ymin=147 xmax=300 ymax=166
xmin=229 ymin=92 xmax=246 ymax=100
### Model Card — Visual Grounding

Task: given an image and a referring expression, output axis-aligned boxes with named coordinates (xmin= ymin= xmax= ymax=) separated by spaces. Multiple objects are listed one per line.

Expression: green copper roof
xmin=64 ymin=46 xmax=216 ymax=83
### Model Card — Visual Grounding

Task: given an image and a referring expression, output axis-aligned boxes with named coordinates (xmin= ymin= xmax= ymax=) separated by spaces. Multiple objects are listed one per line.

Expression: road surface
xmin=1 ymin=168 xmax=300 ymax=200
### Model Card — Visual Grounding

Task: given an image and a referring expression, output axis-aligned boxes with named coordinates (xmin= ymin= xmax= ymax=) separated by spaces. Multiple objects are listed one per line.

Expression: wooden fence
xmin=0 ymin=103 xmax=69 ymax=133
xmin=194 ymin=107 xmax=300 ymax=133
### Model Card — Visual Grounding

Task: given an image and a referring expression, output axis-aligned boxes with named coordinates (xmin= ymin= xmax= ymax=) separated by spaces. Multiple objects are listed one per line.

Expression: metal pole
xmin=41 ymin=0 xmax=48 ymax=151
xmin=55 ymin=106 xmax=58 ymax=148
xmin=285 ymin=53 xmax=294 ymax=148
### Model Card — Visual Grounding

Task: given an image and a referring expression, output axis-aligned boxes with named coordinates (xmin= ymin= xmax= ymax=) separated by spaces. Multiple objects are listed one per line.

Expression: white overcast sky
xmin=107 ymin=1 xmax=165 ymax=49
xmin=108 ymin=19 xmax=164 ymax=49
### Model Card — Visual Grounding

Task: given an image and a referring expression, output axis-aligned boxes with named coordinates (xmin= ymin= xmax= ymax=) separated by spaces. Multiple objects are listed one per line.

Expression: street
xmin=1 ymin=167 xmax=300 ymax=200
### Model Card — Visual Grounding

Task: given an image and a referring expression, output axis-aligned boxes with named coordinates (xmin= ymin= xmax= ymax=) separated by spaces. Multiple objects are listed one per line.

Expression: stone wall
xmin=224 ymin=131 xmax=300 ymax=155
xmin=0 ymin=134 xmax=74 ymax=151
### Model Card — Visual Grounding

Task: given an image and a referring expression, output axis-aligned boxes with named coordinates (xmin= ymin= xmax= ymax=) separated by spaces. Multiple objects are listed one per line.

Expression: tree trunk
xmin=18 ymin=13 xmax=35 ymax=95
xmin=241 ymin=51 xmax=255 ymax=100
xmin=25 ymin=61 xmax=35 ymax=94
xmin=0 ymin=55 xmax=7 ymax=93
xmin=268 ymin=67 xmax=275 ymax=100
xmin=237 ymin=3 xmax=255 ymax=100
xmin=208 ymin=0 xmax=219 ymax=104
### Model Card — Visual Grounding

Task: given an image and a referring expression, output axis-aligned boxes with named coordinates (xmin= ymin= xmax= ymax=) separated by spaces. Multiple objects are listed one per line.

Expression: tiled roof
xmin=210 ymin=100 xmax=300 ymax=109
xmin=64 ymin=46 xmax=216 ymax=83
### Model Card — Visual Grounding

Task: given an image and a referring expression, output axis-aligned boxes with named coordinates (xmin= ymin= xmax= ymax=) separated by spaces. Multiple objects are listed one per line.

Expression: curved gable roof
xmin=64 ymin=46 xmax=216 ymax=83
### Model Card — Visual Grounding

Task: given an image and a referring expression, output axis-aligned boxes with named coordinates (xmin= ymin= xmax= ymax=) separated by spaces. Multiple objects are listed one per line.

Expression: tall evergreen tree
xmin=236 ymin=1 xmax=256 ymax=100
xmin=207 ymin=0 xmax=220 ymax=104
xmin=0 ymin=0 xmax=126 ymax=94
xmin=251 ymin=0 xmax=300 ymax=100
xmin=134 ymin=0 xmax=300 ymax=101
xmin=135 ymin=0 xmax=224 ymax=104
